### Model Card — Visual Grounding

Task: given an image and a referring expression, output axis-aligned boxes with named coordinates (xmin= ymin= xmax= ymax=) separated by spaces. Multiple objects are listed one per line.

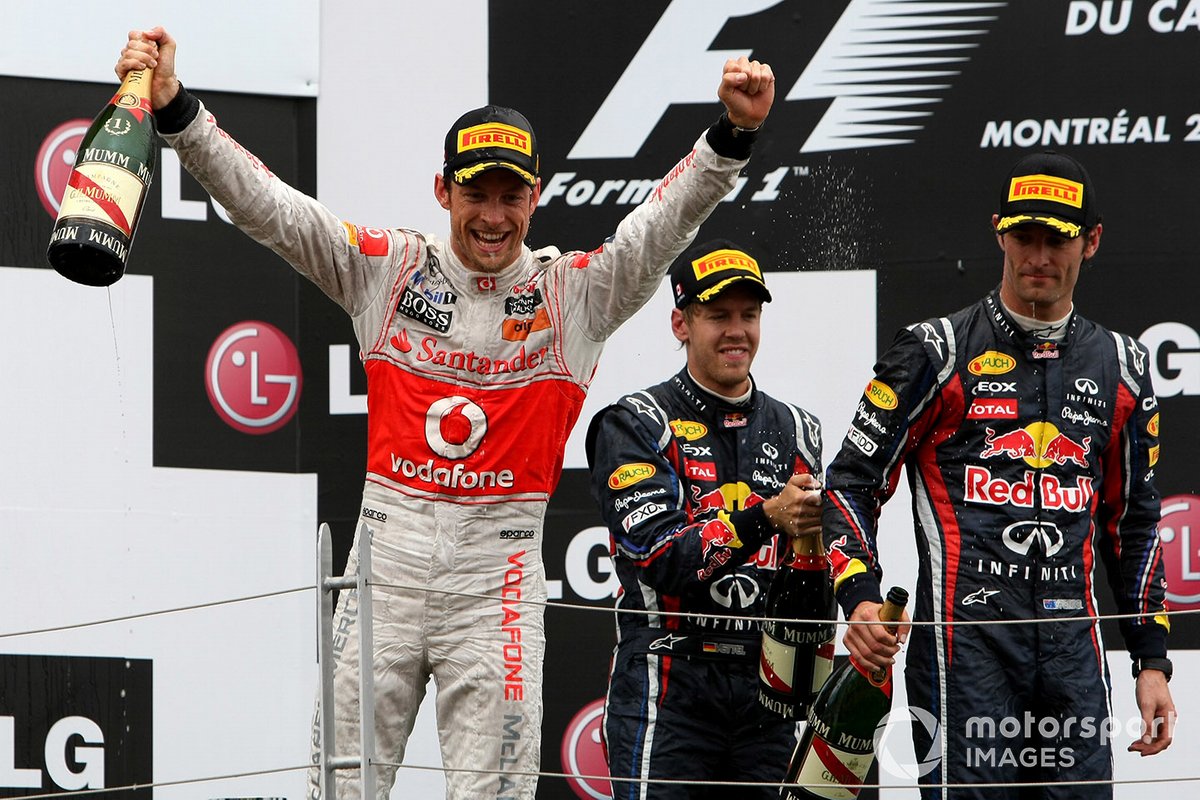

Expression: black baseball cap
xmin=995 ymin=150 xmax=1099 ymax=239
xmin=669 ymin=239 xmax=772 ymax=309
xmin=443 ymin=105 xmax=539 ymax=187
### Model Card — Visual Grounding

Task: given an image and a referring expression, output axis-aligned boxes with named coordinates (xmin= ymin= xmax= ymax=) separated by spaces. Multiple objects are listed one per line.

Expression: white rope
xmin=369 ymin=578 xmax=1196 ymax=629
xmin=1 ymin=572 xmax=1188 ymax=794
xmin=0 ymin=578 xmax=1189 ymax=640
xmin=7 ymin=764 xmax=309 ymax=799
xmin=0 ymin=586 xmax=313 ymax=639
xmin=375 ymin=758 xmax=1200 ymax=790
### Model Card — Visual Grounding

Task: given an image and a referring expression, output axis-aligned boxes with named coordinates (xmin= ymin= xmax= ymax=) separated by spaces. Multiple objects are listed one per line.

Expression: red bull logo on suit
xmin=980 ymin=422 xmax=1091 ymax=469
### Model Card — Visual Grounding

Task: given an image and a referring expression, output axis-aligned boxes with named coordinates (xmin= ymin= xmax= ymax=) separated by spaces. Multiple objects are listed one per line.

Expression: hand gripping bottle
xmin=780 ymin=586 xmax=909 ymax=799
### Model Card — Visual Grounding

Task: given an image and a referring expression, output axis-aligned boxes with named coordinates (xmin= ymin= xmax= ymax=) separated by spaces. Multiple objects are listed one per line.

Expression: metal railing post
xmin=317 ymin=521 xmax=377 ymax=798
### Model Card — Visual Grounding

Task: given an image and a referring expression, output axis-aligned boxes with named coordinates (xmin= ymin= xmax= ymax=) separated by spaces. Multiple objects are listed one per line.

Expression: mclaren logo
xmin=567 ymin=0 xmax=1000 ymax=160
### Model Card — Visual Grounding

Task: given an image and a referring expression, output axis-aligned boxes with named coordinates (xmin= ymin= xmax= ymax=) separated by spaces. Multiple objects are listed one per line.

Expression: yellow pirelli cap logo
xmin=1008 ymin=174 xmax=1084 ymax=209
xmin=691 ymin=249 xmax=762 ymax=280
xmin=457 ymin=122 xmax=532 ymax=156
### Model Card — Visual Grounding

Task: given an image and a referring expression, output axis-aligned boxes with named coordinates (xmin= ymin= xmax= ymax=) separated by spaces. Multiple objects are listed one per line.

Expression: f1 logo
xmin=568 ymin=0 xmax=997 ymax=158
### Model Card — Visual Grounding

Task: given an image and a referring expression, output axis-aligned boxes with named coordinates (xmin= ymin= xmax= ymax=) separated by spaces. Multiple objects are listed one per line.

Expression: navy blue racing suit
xmin=587 ymin=369 xmax=822 ymax=798
xmin=823 ymin=290 xmax=1169 ymax=798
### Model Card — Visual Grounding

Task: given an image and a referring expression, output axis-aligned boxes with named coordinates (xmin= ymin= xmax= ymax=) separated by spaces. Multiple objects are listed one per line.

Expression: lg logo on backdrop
xmin=1141 ymin=322 xmax=1200 ymax=396
xmin=0 ymin=654 xmax=151 ymax=793
xmin=0 ymin=716 xmax=104 ymax=790
xmin=206 ymin=321 xmax=302 ymax=434
xmin=549 ymin=527 xmax=619 ymax=601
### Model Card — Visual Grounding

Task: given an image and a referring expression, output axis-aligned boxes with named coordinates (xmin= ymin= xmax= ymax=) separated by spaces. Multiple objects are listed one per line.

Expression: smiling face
xmin=994 ymin=216 xmax=1101 ymax=321
xmin=672 ymin=284 xmax=763 ymax=397
xmin=435 ymin=169 xmax=540 ymax=273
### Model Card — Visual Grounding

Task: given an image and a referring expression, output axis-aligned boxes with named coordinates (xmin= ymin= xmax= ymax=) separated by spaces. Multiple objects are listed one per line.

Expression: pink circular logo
xmin=1160 ymin=494 xmax=1200 ymax=610
xmin=36 ymin=118 xmax=91 ymax=218
xmin=560 ymin=698 xmax=611 ymax=800
xmin=205 ymin=321 xmax=302 ymax=435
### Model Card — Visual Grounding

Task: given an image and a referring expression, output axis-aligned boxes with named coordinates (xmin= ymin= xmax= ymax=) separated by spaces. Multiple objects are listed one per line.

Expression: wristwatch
xmin=1131 ymin=656 xmax=1172 ymax=682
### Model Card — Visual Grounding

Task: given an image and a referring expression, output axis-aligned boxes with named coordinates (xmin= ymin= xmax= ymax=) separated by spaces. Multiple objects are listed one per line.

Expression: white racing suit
xmin=159 ymin=89 xmax=751 ymax=799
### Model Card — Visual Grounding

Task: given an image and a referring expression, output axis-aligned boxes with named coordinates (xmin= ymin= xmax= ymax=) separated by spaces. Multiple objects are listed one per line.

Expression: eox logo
xmin=568 ymin=0 xmax=1001 ymax=158
xmin=205 ymin=320 xmax=302 ymax=434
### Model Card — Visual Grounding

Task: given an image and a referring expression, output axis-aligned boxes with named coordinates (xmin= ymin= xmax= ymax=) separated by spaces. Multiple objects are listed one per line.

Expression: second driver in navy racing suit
xmin=822 ymin=151 xmax=1175 ymax=798
xmin=586 ymin=240 xmax=824 ymax=798
xmin=118 ymin=27 xmax=776 ymax=800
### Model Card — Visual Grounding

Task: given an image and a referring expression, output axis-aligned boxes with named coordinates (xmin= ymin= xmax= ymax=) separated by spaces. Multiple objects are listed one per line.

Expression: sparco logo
xmin=361 ymin=507 xmax=387 ymax=523
xmin=500 ymin=529 xmax=535 ymax=540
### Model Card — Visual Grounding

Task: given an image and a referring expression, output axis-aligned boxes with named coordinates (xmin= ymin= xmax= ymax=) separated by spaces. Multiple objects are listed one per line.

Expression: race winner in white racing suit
xmin=120 ymin=25 xmax=775 ymax=800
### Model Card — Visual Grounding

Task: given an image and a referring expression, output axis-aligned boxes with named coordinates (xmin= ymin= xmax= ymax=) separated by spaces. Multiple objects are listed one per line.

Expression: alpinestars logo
xmin=569 ymin=0 xmax=1000 ymax=159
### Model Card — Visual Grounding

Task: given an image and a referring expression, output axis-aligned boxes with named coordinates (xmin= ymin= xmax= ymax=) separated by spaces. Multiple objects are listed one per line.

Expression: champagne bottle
xmin=46 ymin=67 xmax=158 ymax=287
xmin=780 ymin=586 xmax=910 ymax=800
xmin=758 ymin=532 xmax=836 ymax=720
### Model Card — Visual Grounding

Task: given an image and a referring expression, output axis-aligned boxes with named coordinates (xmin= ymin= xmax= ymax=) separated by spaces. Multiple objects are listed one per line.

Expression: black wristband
xmin=728 ymin=504 xmax=772 ymax=550
xmin=156 ymin=82 xmax=201 ymax=135
xmin=1132 ymin=656 xmax=1172 ymax=682
xmin=705 ymin=112 xmax=759 ymax=160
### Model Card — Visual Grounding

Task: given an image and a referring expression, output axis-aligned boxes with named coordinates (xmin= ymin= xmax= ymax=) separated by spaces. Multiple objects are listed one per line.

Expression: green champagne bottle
xmin=47 ymin=67 xmax=157 ymax=286
xmin=757 ymin=532 xmax=837 ymax=721
xmin=780 ymin=586 xmax=910 ymax=799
